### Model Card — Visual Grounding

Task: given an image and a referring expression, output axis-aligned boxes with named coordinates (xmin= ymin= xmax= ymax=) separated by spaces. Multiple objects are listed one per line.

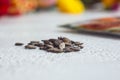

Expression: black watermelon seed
xmin=15 ymin=43 xmax=24 ymax=46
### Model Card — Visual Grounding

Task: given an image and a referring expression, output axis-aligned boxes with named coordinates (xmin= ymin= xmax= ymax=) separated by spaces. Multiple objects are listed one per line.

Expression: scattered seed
xmin=15 ymin=37 xmax=84 ymax=53
xmin=25 ymin=45 xmax=36 ymax=49
xmin=15 ymin=42 xmax=24 ymax=46
xmin=47 ymin=48 xmax=63 ymax=53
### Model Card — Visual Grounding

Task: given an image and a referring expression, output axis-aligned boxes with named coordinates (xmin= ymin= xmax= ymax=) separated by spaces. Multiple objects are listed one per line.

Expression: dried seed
xmin=28 ymin=41 xmax=41 ymax=46
xmin=30 ymin=41 xmax=40 ymax=43
xmin=25 ymin=45 xmax=36 ymax=49
xmin=39 ymin=46 xmax=46 ymax=50
xmin=42 ymin=40 xmax=53 ymax=45
xmin=15 ymin=37 xmax=83 ymax=53
xmin=79 ymin=46 xmax=84 ymax=49
xmin=62 ymin=37 xmax=71 ymax=43
xmin=42 ymin=40 xmax=49 ymax=44
xmin=63 ymin=47 xmax=72 ymax=53
xmin=58 ymin=37 xmax=63 ymax=40
xmin=59 ymin=42 xmax=65 ymax=50
xmin=45 ymin=44 xmax=54 ymax=49
xmin=80 ymin=43 xmax=83 ymax=45
xmin=47 ymin=48 xmax=63 ymax=53
xmin=28 ymin=42 xmax=39 ymax=46
xmin=71 ymin=47 xmax=80 ymax=51
xmin=74 ymin=42 xmax=82 ymax=46
xmin=28 ymin=43 xmax=32 ymax=45
xmin=39 ymin=44 xmax=46 ymax=49
xmin=71 ymin=40 xmax=75 ymax=44
xmin=65 ymin=42 xmax=72 ymax=46
xmin=53 ymin=40 xmax=62 ymax=47
xmin=58 ymin=37 xmax=71 ymax=43
xmin=15 ymin=42 xmax=24 ymax=46
xmin=48 ymin=42 xmax=53 ymax=45
xmin=34 ymin=43 xmax=44 ymax=47
xmin=49 ymin=39 xmax=58 ymax=42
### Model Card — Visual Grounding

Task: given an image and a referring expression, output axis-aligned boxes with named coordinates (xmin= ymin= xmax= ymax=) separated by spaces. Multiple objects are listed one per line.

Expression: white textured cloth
xmin=0 ymin=11 xmax=120 ymax=80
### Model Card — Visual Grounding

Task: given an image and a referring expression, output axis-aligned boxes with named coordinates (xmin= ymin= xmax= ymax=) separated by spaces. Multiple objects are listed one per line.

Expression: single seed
xmin=71 ymin=41 xmax=75 ymax=44
xmin=80 ymin=43 xmax=83 ymax=45
xmin=42 ymin=40 xmax=53 ymax=45
xmin=65 ymin=42 xmax=72 ymax=46
xmin=53 ymin=40 xmax=62 ymax=47
xmin=15 ymin=42 xmax=24 ymax=46
xmin=62 ymin=37 xmax=71 ymax=43
xmin=34 ymin=43 xmax=44 ymax=47
xmin=45 ymin=44 xmax=54 ymax=49
xmin=39 ymin=47 xmax=45 ymax=50
xmin=49 ymin=39 xmax=58 ymax=43
xmin=47 ymin=48 xmax=63 ymax=53
xmin=64 ymin=47 xmax=72 ymax=53
xmin=58 ymin=37 xmax=63 ymax=40
xmin=58 ymin=37 xmax=71 ymax=43
xmin=28 ymin=43 xmax=39 ymax=46
xmin=71 ymin=47 xmax=80 ymax=51
xmin=79 ymin=46 xmax=84 ymax=49
xmin=30 ymin=41 xmax=40 ymax=43
xmin=59 ymin=42 xmax=65 ymax=50
xmin=74 ymin=42 xmax=82 ymax=46
xmin=39 ymin=45 xmax=46 ymax=50
xmin=25 ymin=45 xmax=36 ymax=49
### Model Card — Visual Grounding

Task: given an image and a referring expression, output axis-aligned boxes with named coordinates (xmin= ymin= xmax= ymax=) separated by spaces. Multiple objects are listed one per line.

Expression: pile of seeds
xmin=15 ymin=37 xmax=84 ymax=53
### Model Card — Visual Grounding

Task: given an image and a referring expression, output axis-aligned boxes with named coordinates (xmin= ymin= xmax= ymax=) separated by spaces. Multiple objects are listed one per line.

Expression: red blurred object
xmin=0 ymin=0 xmax=37 ymax=16
xmin=0 ymin=0 xmax=10 ymax=16
xmin=0 ymin=6 xmax=9 ymax=16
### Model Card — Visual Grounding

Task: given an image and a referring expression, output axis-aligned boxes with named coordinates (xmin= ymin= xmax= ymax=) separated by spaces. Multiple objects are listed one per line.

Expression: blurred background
xmin=0 ymin=0 xmax=120 ymax=16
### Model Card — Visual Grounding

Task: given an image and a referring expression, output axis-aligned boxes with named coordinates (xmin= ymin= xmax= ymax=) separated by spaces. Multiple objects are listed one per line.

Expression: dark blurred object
xmin=81 ymin=0 xmax=101 ymax=8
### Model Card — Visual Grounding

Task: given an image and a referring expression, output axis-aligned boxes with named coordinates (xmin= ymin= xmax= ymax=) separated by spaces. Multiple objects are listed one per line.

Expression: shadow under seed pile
xmin=15 ymin=37 xmax=84 ymax=53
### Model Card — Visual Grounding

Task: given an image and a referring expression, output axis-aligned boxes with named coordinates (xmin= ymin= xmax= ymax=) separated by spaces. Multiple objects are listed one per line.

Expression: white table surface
xmin=0 ymin=11 xmax=120 ymax=80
